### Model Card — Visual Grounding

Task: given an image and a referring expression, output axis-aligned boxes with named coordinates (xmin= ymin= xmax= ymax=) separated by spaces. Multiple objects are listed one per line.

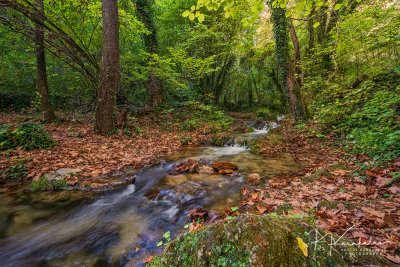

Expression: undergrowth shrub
xmin=0 ymin=122 xmax=56 ymax=151
xmin=315 ymin=73 xmax=400 ymax=162
xmin=1 ymin=158 xmax=28 ymax=180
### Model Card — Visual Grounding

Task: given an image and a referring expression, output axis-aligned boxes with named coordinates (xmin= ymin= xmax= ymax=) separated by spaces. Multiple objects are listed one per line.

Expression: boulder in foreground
xmin=149 ymin=214 xmax=394 ymax=266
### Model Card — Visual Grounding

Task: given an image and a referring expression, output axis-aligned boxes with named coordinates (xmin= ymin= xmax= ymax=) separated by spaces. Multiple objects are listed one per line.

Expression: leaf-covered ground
xmin=231 ymin=120 xmax=400 ymax=263
xmin=0 ymin=111 xmax=219 ymax=183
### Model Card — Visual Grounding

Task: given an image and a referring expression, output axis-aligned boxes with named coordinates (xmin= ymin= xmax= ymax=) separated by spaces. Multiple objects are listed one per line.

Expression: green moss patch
xmin=28 ymin=177 xmax=69 ymax=191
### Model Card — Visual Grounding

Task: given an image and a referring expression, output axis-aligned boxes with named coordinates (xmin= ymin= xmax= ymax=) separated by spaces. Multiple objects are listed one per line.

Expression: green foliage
xmin=315 ymin=74 xmax=400 ymax=161
xmin=2 ymin=158 xmax=29 ymax=180
xmin=157 ymin=231 xmax=172 ymax=247
xmin=181 ymin=101 xmax=234 ymax=130
xmin=0 ymin=122 xmax=56 ymax=151
xmin=256 ymin=108 xmax=270 ymax=117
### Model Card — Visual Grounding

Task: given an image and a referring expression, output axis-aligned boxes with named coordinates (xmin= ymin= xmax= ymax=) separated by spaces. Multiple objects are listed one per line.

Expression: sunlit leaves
xmin=182 ymin=10 xmax=190 ymax=17
xmin=334 ymin=4 xmax=343 ymax=11
xmin=198 ymin=13 xmax=205 ymax=22
xmin=313 ymin=22 xmax=320 ymax=28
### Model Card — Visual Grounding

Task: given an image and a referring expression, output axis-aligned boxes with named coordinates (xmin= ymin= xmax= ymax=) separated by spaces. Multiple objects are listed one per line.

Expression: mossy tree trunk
xmin=95 ymin=0 xmax=119 ymax=135
xmin=135 ymin=0 xmax=163 ymax=107
xmin=270 ymin=3 xmax=306 ymax=123
xmin=35 ymin=0 xmax=55 ymax=123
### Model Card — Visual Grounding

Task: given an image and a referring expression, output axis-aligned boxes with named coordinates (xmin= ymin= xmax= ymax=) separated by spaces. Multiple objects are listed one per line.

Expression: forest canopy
xmin=0 ymin=0 xmax=399 ymax=159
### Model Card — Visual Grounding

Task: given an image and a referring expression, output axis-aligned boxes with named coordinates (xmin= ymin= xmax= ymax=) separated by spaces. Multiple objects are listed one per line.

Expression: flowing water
xmin=0 ymin=120 xmax=300 ymax=267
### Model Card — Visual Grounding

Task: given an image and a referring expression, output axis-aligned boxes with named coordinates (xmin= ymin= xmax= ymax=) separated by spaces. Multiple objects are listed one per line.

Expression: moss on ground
xmin=301 ymin=169 xmax=330 ymax=183
xmin=149 ymin=214 xmax=393 ymax=267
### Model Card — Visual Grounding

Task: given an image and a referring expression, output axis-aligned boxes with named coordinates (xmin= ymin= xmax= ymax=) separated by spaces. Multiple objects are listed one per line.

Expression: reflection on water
xmin=0 ymin=120 xmax=300 ymax=267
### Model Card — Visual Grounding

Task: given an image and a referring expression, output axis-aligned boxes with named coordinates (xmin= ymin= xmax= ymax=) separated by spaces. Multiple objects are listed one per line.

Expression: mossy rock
xmin=28 ymin=177 xmax=69 ymax=191
xmin=149 ymin=214 xmax=393 ymax=267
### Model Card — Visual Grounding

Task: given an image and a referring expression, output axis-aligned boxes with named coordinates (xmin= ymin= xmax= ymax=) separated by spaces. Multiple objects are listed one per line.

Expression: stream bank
xmin=0 ymin=117 xmax=301 ymax=266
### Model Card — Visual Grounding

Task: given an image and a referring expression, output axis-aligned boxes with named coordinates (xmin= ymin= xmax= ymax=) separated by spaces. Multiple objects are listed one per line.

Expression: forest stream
xmin=0 ymin=120 xmax=300 ymax=267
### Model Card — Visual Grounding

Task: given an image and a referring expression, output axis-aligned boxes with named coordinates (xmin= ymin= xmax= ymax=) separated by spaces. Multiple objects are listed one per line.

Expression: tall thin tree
xmin=135 ymin=0 xmax=162 ymax=107
xmin=95 ymin=0 xmax=119 ymax=135
xmin=35 ymin=0 xmax=55 ymax=122
xmin=270 ymin=3 xmax=306 ymax=123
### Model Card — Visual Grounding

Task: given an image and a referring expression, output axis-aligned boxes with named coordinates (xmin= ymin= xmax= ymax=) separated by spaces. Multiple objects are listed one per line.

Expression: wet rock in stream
xmin=211 ymin=161 xmax=238 ymax=172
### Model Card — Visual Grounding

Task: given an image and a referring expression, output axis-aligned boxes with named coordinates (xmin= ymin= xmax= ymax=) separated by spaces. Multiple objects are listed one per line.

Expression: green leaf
xmin=231 ymin=207 xmax=238 ymax=212
xmin=334 ymin=4 xmax=342 ymax=10
xmin=163 ymin=231 xmax=170 ymax=238
xmin=157 ymin=241 xmax=163 ymax=247
xmin=224 ymin=11 xmax=231 ymax=18
xmin=191 ymin=5 xmax=196 ymax=11
xmin=189 ymin=12 xmax=195 ymax=21
xmin=313 ymin=22 xmax=320 ymax=28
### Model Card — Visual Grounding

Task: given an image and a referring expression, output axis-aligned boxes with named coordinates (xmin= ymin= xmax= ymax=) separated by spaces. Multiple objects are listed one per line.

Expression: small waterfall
xmin=217 ymin=120 xmax=281 ymax=149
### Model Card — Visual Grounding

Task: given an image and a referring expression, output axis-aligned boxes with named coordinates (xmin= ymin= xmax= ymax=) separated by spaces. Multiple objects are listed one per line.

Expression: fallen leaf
xmin=144 ymin=256 xmax=154 ymax=264
xmin=241 ymin=188 xmax=250 ymax=195
xmin=297 ymin=237 xmax=308 ymax=257
xmin=361 ymin=206 xmax=385 ymax=219
xmin=256 ymin=205 xmax=267 ymax=214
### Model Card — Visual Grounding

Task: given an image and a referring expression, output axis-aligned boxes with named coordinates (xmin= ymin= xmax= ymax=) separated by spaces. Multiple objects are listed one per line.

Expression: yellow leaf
xmin=189 ymin=13 xmax=195 ymax=21
xmin=297 ymin=237 xmax=308 ymax=257
xmin=198 ymin=13 xmax=205 ymax=23
xmin=182 ymin=10 xmax=190 ymax=17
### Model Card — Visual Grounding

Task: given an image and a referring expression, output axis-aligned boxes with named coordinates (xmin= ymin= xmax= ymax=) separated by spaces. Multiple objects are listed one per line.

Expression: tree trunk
xmin=35 ymin=0 xmax=55 ymax=122
xmin=306 ymin=6 xmax=316 ymax=56
xmin=95 ymin=0 xmax=119 ymax=135
xmin=270 ymin=3 xmax=306 ymax=123
xmin=148 ymin=73 xmax=162 ymax=107
xmin=288 ymin=19 xmax=302 ymax=86
xmin=135 ymin=0 xmax=163 ymax=107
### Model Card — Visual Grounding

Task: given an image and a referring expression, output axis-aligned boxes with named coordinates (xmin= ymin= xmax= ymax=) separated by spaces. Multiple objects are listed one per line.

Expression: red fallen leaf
xmin=256 ymin=205 xmax=267 ymax=214
xmin=353 ymin=184 xmax=367 ymax=194
xmin=383 ymin=254 xmax=400 ymax=264
xmin=268 ymin=180 xmax=287 ymax=187
xmin=247 ymin=199 xmax=255 ymax=206
xmin=330 ymin=169 xmax=347 ymax=176
xmin=144 ymin=256 xmax=154 ymax=264
xmin=66 ymin=177 xmax=79 ymax=186
xmin=189 ymin=221 xmax=203 ymax=232
xmin=188 ymin=208 xmax=209 ymax=222
xmin=361 ymin=206 xmax=385 ymax=219
xmin=241 ymin=188 xmax=250 ymax=195
xmin=251 ymin=192 xmax=259 ymax=200
xmin=351 ymin=231 xmax=370 ymax=240
xmin=365 ymin=170 xmax=380 ymax=178
xmin=376 ymin=177 xmax=393 ymax=188
xmin=388 ymin=185 xmax=400 ymax=194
